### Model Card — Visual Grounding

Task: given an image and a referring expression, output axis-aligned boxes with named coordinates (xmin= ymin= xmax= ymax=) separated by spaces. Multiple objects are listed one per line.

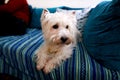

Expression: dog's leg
xmin=36 ymin=54 xmax=47 ymax=70
xmin=43 ymin=49 xmax=73 ymax=73
xmin=43 ymin=57 xmax=61 ymax=74
xmin=36 ymin=44 xmax=48 ymax=70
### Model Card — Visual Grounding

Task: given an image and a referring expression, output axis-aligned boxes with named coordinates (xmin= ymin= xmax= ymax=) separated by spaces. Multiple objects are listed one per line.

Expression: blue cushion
xmin=29 ymin=6 xmax=81 ymax=29
xmin=83 ymin=1 xmax=120 ymax=72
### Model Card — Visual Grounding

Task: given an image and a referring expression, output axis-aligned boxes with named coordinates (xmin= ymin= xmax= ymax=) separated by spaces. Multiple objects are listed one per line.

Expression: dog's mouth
xmin=52 ymin=36 xmax=72 ymax=45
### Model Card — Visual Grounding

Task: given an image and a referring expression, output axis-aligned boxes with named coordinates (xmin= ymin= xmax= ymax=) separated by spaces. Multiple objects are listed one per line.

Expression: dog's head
xmin=41 ymin=9 xmax=79 ymax=45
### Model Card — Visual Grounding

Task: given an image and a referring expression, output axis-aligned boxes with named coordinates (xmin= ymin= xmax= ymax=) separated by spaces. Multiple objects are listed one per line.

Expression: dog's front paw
xmin=35 ymin=49 xmax=47 ymax=70
xmin=43 ymin=63 xmax=56 ymax=74
xmin=36 ymin=63 xmax=45 ymax=70
xmin=36 ymin=57 xmax=46 ymax=70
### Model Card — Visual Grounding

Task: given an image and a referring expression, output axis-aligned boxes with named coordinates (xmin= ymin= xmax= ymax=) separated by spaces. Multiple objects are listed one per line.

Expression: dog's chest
xmin=46 ymin=45 xmax=63 ymax=56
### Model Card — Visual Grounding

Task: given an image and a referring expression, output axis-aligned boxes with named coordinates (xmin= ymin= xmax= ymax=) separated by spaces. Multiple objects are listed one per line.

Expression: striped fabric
xmin=0 ymin=29 xmax=120 ymax=80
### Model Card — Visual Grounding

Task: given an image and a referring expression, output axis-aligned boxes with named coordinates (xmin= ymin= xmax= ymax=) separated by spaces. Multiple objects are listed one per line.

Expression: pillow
xmin=56 ymin=7 xmax=91 ymax=32
xmin=83 ymin=1 xmax=120 ymax=72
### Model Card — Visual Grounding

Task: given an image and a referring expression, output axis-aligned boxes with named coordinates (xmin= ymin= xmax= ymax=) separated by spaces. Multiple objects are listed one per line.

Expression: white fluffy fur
xmin=35 ymin=9 xmax=80 ymax=74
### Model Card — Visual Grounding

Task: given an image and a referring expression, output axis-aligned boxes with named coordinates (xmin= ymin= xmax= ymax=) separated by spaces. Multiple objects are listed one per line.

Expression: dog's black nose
xmin=61 ymin=37 xmax=68 ymax=43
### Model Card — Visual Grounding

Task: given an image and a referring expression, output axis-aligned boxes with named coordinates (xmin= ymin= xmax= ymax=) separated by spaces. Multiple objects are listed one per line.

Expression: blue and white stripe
xmin=0 ymin=29 xmax=120 ymax=80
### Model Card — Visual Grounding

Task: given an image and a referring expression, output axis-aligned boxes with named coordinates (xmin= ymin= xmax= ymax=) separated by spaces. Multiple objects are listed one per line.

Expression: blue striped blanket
xmin=0 ymin=29 xmax=120 ymax=80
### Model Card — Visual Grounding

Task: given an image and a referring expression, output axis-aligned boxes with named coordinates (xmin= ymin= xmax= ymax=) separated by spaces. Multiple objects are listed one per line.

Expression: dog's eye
xmin=53 ymin=24 xmax=58 ymax=29
xmin=66 ymin=25 xmax=69 ymax=29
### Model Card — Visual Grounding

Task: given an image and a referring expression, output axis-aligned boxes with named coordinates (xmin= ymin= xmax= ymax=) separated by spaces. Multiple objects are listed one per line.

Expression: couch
xmin=0 ymin=1 xmax=120 ymax=80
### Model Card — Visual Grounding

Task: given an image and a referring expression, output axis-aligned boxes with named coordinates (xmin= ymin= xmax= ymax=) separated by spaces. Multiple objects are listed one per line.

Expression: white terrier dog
xmin=35 ymin=9 xmax=80 ymax=74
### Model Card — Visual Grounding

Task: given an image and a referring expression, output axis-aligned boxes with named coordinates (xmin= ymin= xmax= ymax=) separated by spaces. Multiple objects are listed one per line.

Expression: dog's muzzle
xmin=51 ymin=35 xmax=72 ymax=45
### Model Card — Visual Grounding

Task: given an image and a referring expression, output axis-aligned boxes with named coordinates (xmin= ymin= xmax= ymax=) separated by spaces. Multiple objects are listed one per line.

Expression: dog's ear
xmin=67 ymin=11 xmax=76 ymax=19
xmin=71 ymin=11 xmax=76 ymax=15
xmin=70 ymin=11 xmax=76 ymax=17
xmin=43 ymin=8 xmax=50 ymax=15
xmin=41 ymin=9 xmax=50 ymax=21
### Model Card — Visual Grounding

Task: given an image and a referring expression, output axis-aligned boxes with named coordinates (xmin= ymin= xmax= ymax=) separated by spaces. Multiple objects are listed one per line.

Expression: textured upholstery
xmin=0 ymin=29 xmax=120 ymax=80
